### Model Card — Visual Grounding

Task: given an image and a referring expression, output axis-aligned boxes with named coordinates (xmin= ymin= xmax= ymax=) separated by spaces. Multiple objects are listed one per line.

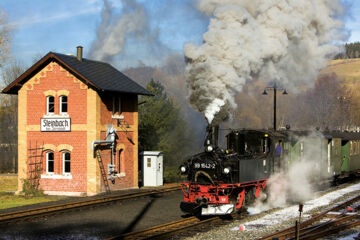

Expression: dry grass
xmin=0 ymin=175 xmax=17 ymax=192
xmin=322 ymin=58 xmax=360 ymax=84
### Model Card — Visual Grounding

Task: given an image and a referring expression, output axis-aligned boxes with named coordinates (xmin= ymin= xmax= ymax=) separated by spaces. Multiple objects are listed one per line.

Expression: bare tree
xmin=297 ymin=73 xmax=348 ymax=130
xmin=0 ymin=61 xmax=25 ymax=172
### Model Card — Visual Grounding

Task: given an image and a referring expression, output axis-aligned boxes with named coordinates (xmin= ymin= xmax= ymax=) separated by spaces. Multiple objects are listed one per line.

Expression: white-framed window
xmin=46 ymin=152 xmax=54 ymax=174
xmin=112 ymin=96 xmax=122 ymax=115
xmin=47 ymin=96 xmax=55 ymax=114
xmin=60 ymin=96 xmax=68 ymax=114
xmin=118 ymin=97 xmax=122 ymax=114
xmin=63 ymin=152 xmax=71 ymax=174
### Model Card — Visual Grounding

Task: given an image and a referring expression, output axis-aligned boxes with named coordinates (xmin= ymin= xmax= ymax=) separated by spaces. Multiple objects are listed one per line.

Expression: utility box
xmin=140 ymin=151 xmax=163 ymax=187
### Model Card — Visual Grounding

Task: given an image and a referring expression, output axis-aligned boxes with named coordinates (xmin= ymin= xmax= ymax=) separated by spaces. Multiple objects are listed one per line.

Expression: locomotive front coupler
xmin=195 ymin=197 xmax=209 ymax=205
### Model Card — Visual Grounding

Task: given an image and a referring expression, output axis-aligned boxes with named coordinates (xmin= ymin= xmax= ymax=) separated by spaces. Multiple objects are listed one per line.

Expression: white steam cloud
xmin=248 ymin=132 xmax=331 ymax=214
xmin=185 ymin=0 xmax=348 ymax=124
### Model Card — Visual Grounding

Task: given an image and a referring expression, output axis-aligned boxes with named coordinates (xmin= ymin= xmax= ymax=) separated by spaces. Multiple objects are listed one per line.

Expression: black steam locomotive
xmin=179 ymin=127 xmax=285 ymax=215
xmin=180 ymin=125 xmax=360 ymax=215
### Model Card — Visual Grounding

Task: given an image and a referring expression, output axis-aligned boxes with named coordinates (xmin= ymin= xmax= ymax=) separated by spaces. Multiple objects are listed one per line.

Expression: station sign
xmin=41 ymin=118 xmax=71 ymax=132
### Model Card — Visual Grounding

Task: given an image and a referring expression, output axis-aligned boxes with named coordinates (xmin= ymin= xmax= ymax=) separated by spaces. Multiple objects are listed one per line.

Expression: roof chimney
xmin=76 ymin=46 xmax=83 ymax=62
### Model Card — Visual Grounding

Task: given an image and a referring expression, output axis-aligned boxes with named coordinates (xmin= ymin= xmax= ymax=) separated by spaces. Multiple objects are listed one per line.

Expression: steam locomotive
xmin=179 ymin=126 xmax=360 ymax=215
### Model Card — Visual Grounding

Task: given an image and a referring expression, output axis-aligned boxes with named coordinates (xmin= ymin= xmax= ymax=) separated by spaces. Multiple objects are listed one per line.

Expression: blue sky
xmin=0 ymin=0 xmax=359 ymax=69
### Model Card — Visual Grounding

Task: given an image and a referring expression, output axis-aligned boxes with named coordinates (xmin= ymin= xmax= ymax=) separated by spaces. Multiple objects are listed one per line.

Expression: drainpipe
xmin=92 ymin=127 xmax=117 ymax=178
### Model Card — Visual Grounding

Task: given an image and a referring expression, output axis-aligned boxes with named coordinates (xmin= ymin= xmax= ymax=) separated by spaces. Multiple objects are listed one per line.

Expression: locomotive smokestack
xmin=205 ymin=124 xmax=219 ymax=147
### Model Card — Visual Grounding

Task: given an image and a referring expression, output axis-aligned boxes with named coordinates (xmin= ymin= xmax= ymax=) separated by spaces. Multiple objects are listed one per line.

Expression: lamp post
xmin=262 ymin=83 xmax=288 ymax=131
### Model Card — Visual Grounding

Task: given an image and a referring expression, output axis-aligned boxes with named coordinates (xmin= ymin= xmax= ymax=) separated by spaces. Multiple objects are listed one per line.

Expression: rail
xmin=109 ymin=211 xmax=244 ymax=239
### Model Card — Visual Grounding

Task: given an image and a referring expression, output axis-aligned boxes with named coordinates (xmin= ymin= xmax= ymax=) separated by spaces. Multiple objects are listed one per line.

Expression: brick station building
xmin=2 ymin=47 xmax=152 ymax=196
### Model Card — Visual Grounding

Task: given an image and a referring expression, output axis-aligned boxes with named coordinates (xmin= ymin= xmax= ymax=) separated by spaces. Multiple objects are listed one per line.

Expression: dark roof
xmin=323 ymin=131 xmax=360 ymax=140
xmin=229 ymin=129 xmax=360 ymax=141
xmin=2 ymin=52 xmax=153 ymax=96
xmin=229 ymin=129 xmax=287 ymax=138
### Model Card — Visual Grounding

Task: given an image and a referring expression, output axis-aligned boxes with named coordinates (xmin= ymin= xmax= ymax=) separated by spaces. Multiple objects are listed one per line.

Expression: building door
xmin=156 ymin=155 xmax=163 ymax=186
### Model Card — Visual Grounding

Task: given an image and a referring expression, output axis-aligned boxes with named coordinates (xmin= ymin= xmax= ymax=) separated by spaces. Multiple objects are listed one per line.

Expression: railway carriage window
xmin=46 ymin=152 xmax=54 ymax=174
xmin=63 ymin=152 xmax=71 ymax=174
xmin=262 ymin=137 xmax=269 ymax=154
xmin=243 ymin=132 xmax=265 ymax=155
xmin=60 ymin=96 xmax=68 ymax=114
xmin=47 ymin=96 xmax=54 ymax=114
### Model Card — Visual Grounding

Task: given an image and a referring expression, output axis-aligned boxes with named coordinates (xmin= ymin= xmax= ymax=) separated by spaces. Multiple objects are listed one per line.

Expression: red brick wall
xmin=100 ymin=93 xmax=136 ymax=125
xmin=26 ymin=62 xmax=88 ymax=193
xmin=27 ymin=63 xmax=87 ymax=125
xmin=99 ymin=93 xmax=138 ymax=190
xmin=99 ymin=131 xmax=135 ymax=191
xmin=28 ymin=132 xmax=87 ymax=192
xmin=24 ymin=61 xmax=139 ymax=194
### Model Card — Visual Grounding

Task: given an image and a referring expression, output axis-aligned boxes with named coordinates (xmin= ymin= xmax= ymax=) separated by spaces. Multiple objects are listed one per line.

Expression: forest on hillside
xmin=335 ymin=42 xmax=360 ymax=59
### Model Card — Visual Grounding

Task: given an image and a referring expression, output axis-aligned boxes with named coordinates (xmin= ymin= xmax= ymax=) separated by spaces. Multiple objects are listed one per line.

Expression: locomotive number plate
xmin=194 ymin=163 xmax=215 ymax=169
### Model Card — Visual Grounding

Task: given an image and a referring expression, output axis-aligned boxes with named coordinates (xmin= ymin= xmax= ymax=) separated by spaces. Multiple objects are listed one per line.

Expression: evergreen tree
xmin=138 ymin=79 xmax=194 ymax=170
xmin=334 ymin=42 xmax=360 ymax=59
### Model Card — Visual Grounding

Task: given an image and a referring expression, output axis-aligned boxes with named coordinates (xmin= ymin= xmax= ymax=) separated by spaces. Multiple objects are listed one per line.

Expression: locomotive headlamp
xmin=180 ymin=166 xmax=186 ymax=173
xmin=223 ymin=167 xmax=231 ymax=174
xmin=206 ymin=145 xmax=213 ymax=152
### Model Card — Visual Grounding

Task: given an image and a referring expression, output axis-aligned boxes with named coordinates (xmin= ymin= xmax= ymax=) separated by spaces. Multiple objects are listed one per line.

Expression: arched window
xmin=63 ymin=152 xmax=71 ymax=174
xmin=60 ymin=96 xmax=68 ymax=114
xmin=47 ymin=96 xmax=55 ymax=114
xmin=46 ymin=152 xmax=54 ymax=174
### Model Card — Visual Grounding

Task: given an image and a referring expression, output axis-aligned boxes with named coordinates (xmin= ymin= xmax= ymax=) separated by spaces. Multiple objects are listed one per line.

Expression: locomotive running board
xmin=201 ymin=204 xmax=234 ymax=215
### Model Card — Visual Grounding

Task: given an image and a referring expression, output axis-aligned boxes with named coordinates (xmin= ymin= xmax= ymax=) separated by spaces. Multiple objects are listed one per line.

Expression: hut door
xmin=341 ymin=140 xmax=350 ymax=173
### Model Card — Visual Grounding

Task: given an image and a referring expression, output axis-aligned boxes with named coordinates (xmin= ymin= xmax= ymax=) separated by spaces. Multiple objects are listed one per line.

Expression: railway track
xmin=111 ymin=194 xmax=360 ymax=240
xmin=260 ymin=194 xmax=360 ymax=240
xmin=0 ymin=185 xmax=181 ymax=224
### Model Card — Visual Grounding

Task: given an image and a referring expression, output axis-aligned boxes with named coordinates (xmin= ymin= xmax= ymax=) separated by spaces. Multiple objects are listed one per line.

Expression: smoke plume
xmin=89 ymin=0 xmax=169 ymax=65
xmin=185 ymin=0 xmax=348 ymax=124
xmin=248 ymin=132 xmax=331 ymax=214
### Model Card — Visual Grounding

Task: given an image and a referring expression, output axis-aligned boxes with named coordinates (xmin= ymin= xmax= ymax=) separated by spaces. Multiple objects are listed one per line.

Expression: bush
xmin=163 ymin=167 xmax=182 ymax=183
xmin=21 ymin=179 xmax=44 ymax=197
